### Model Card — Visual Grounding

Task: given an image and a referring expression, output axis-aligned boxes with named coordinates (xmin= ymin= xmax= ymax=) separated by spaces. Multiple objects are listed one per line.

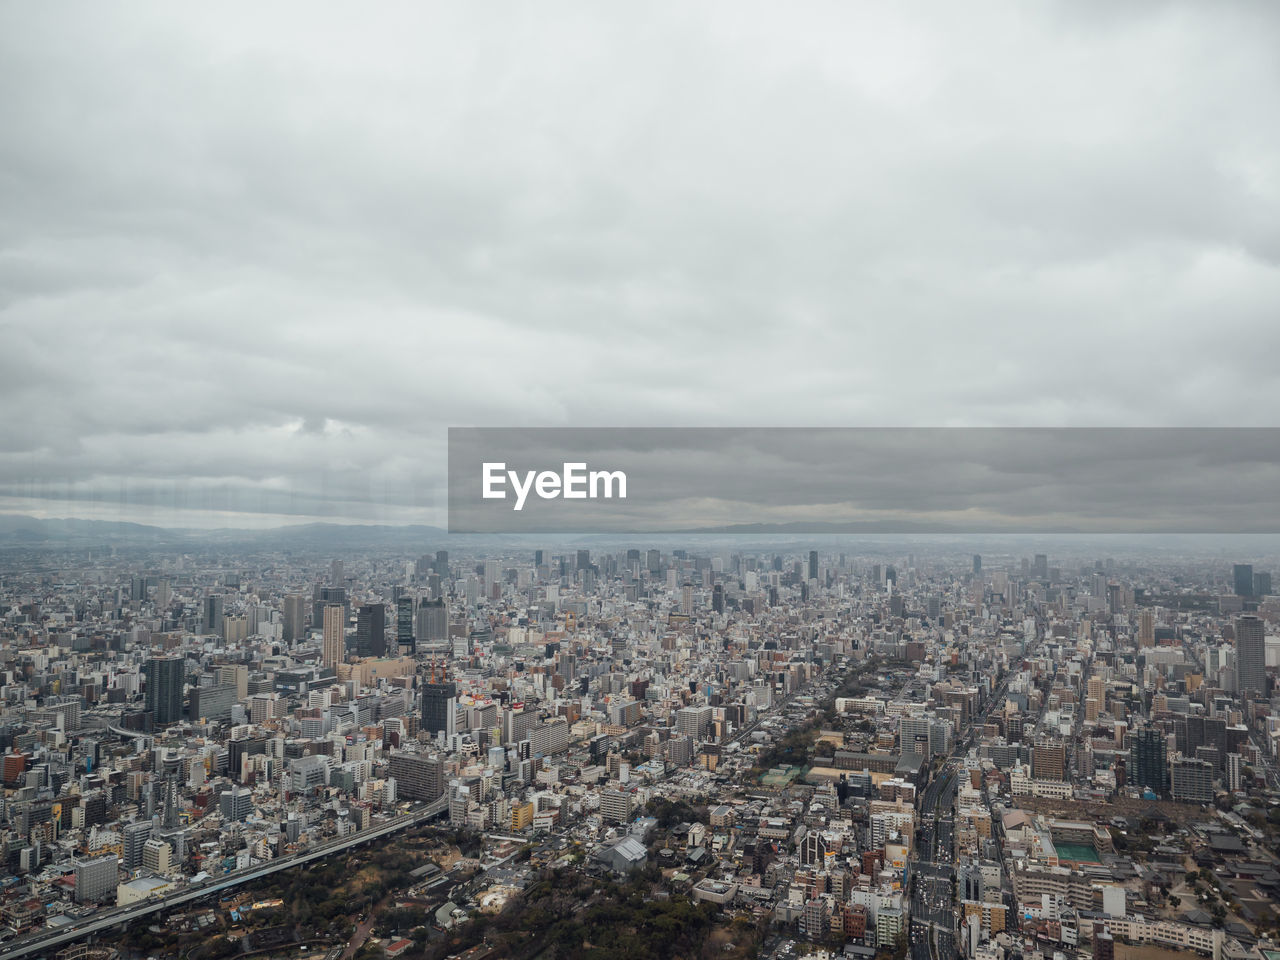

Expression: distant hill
xmin=0 ymin=515 xmax=449 ymax=550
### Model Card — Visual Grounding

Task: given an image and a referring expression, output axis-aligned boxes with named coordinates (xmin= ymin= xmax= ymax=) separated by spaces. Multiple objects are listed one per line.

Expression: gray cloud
xmin=1 ymin=2 xmax=1278 ymax=528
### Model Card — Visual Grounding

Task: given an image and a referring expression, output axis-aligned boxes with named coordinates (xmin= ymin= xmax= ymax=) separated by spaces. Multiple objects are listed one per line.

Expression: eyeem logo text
xmin=482 ymin=462 xmax=627 ymax=511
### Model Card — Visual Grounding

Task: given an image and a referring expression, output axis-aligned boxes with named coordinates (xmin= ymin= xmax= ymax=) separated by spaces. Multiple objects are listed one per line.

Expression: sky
xmin=1 ymin=2 xmax=1279 ymax=530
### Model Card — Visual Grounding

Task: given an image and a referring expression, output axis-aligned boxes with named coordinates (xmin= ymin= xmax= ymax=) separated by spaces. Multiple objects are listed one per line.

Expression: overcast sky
xmin=2 ymin=3 xmax=1278 ymax=529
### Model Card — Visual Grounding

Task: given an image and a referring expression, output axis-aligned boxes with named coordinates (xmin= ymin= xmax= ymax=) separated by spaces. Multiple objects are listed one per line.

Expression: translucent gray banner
xmin=447 ymin=427 xmax=1280 ymax=534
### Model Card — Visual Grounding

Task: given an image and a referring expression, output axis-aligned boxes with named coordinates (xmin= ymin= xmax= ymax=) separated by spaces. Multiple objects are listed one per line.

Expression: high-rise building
xmin=1255 ymin=571 xmax=1273 ymax=597
xmin=322 ymin=603 xmax=345 ymax=669
xmin=356 ymin=603 xmax=386 ymax=658
xmin=422 ymin=679 xmax=457 ymax=737
xmin=203 ymin=595 xmax=224 ymax=636
xmin=1032 ymin=738 xmax=1066 ymax=781
xmin=219 ymin=786 xmax=253 ymax=822
xmin=144 ymin=656 xmax=185 ymax=726
xmin=600 ymin=788 xmax=632 ymax=824
xmin=388 ymin=752 xmax=446 ymax=801
xmin=808 ymin=550 xmax=819 ymax=581
xmin=1138 ymin=611 xmax=1155 ymax=647
xmin=122 ymin=819 xmax=153 ymax=871
xmin=1131 ymin=726 xmax=1168 ymax=797
xmin=1234 ymin=563 xmax=1254 ymax=597
xmin=972 ymin=554 xmax=982 ymax=575
xmin=74 ymin=855 xmax=117 ymax=903
xmin=1170 ymin=757 xmax=1214 ymax=804
xmin=282 ymin=594 xmax=306 ymax=643
xmin=141 ymin=838 xmax=171 ymax=875
xmin=1032 ymin=554 xmax=1049 ymax=579
xmin=416 ymin=597 xmax=448 ymax=642
xmin=1226 ymin=752 xmax=1243 ymax=792
xmin=396 ymin=595 xmax=415 ymax=652
xmin=1235 ymin=614 xmax=1266 ymax=698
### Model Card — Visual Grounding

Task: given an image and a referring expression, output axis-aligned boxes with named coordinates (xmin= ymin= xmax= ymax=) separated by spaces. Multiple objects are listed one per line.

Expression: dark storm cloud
xmin=1 ymin=2 xmax=1278 ymax=528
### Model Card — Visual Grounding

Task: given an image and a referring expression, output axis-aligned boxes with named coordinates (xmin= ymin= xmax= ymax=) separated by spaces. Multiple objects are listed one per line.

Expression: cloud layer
xmin=2 ymin=2 xmax=1278 ymax=527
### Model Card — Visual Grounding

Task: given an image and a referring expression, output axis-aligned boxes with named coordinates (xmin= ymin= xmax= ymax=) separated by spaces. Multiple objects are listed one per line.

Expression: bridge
xmin=0 ymin=793 xmax=450 ymax=960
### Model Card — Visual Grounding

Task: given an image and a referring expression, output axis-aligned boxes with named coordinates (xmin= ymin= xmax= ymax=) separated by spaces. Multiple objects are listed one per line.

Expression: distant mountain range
xmin=1 ymin=513 xmax=1275 ymax=553
xmin=0 ymin=514 xmax=449 ymax=550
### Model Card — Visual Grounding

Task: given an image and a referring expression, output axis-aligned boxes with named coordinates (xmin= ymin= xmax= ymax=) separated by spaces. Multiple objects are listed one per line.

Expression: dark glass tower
xmin=145 ymin=656 xmax=185 ymax=725
xmin=356 ymin=603 xmax=386 ymax=658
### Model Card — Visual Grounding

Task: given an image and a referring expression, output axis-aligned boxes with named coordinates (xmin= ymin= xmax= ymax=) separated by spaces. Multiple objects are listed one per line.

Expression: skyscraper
xmin=282 ymin=594 xmax=306 ymax=643
xmin=1131 ymin=726 xmax=1168 ymax=797
xmin=972 ymin=554 xmax=982 ymax=575
xmin=416 ymin=597 xmax=448 ymax=642
xmin=203 ymin=595 xmax=224 ymax=636
xmin=808 ymin=550 xmax=818 ymax=581
xmin=1233 ymin=563 xmax=1254 ymax=597
xmin=396 ymin=595 xmax=415 ymax=653
xmin=145 ymin=656 xmax=185 ymax=726
xmin=322 ymin=602 xmax=345 ymax=669
xmin=422 ymin=677 xmax=457 ymax=737
xmin=356 ymin=602 xmax=386 ymax=658
xmin=1235 ymin=614 xmax=1266 ymax=698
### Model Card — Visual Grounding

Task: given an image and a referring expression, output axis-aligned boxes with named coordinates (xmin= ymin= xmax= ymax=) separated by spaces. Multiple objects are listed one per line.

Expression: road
xmin=908 ymin=665 xmax=1017 ymax=960
xmin=0 ymin=793 xmax=451 ymax=960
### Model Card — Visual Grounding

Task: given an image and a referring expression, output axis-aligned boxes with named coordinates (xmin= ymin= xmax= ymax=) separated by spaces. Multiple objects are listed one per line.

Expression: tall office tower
xmin=534 ymin=549 xmax=544 ymax=566
xmin=1131 ymin=726 xmax=1168 ymax=797
xmin=808 ymin=550 xmax=819 ymax=581
xmin=203 ymin=595 xmax=224 ymax=636
xmin=144 ymin=656 xmax=185 ymax=725
xmin=356 ymin=603 xmax=386 ymax=658
xmin=435 ymin=550 xmax=449 ymax=574
xmin=1032 ymin=554 xmax=1049 ymax=579
xmin=646 ymin=549 xmax=661 ymax=573
xmin=1234 ymin=614 xmax=1266 ymax=698
xmin=282 ymin=594 xmax=306 ymax=643
xmin=483 ymin=559 xmax=500 ymax=597
xmin=322 ymin=603 xmax=345 ymax=669
xmin=576 ymin=549 xmax=591 ymax=572
xmin=712 ymin=583 xmax=724 ymax=614
xmin=312 ymin=585 xmax=347 ymax=635
xmin=131 ymin=576 xmax=147 ymax=602
xmin=681 ymin=583 xmax=693 ymax=616
xmin=331 ymin=559 xmax=344 ymax=584
xmin=1233 ymin=563 xmax=1254 ymax=597
xmin=416 ymin=597 xmax=448 ymax=642
xmin=1138 ymin=610 xmax=1155 ymax=648
xmin=155 ymin=578 xmax=171 ymax=608
xmin=422 ymin=677 xmax=458 ymax=737
xmin=972 ymin=554 xmax=982 ymax=575
xmin=396 ymin=595 xmax=415 ymax=652
xmin=1254 ymin=571 xmax=1273 ymax=597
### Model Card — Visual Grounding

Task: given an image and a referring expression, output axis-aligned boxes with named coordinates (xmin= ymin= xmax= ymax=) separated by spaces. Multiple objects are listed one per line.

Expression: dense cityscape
xmin=0 ymin=539 xmax=1276 ymax=960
